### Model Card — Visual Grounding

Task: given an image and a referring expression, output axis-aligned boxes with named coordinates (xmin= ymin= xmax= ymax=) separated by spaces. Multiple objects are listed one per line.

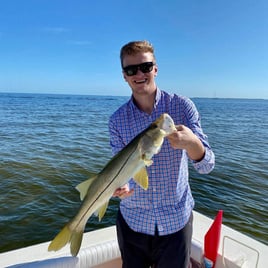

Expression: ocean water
xmin=0 ymin=93 xmax=267 ymax=253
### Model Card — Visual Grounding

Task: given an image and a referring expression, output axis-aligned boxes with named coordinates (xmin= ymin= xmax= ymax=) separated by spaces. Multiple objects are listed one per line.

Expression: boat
xmin=0 ymin=211 xmax=267 ymax=268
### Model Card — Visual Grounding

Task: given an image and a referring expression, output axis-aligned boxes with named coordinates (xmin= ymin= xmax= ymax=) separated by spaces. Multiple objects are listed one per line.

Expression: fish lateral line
xmin=76 ymin=140 xmax=140 ymax=224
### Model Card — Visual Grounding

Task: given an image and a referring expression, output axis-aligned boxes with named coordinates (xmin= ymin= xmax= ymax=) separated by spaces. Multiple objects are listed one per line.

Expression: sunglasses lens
xmin=140 ymin=62 xmax=154 ymax=73
xmin=123 ymin=62 xmax=154 ymax=76
xmin=124 ymin=66 xmax=138 ymax=76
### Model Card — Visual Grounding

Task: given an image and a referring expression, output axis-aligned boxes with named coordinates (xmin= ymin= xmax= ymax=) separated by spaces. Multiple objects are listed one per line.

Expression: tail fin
xmin=48 ymin=223 xmax=85 ymax=256
xmin=70 ymin=228 xmax=84 ymax=256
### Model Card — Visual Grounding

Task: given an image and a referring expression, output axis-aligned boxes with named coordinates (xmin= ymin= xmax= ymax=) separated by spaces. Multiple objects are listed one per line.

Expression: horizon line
xmin=0 ymin=91 xmax=267 ymax=101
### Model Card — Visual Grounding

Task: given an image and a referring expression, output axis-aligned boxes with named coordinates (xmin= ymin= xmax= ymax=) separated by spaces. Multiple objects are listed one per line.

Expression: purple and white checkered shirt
xmin=109 ymin=88 xmax=215 ymax=236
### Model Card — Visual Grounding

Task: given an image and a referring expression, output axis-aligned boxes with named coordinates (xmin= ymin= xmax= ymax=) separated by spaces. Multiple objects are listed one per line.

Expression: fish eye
xmin=150 ymin=123 xmax=158 ymax=129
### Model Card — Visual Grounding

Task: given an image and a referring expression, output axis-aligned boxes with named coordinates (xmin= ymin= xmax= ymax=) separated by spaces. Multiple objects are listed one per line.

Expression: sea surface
xmin=0 ymin=93 xmax=267 ymax=253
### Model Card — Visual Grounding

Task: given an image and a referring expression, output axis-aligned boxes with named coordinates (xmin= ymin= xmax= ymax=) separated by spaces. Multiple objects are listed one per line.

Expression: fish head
xmin=155 ymin=113 xmax=176 ymax=135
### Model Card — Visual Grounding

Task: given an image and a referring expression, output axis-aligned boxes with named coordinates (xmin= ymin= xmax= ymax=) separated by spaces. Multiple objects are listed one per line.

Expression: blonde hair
xmin=120 ymin=40 xmax=156 ymax=67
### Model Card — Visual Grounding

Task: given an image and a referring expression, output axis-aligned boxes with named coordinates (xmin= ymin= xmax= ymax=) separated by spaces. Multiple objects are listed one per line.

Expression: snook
xmin=48 ymin=113 xmax=176 ymax=256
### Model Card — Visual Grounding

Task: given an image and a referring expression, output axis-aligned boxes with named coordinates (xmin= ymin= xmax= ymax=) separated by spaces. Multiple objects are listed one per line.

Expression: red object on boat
xmin=204 ymin=210 xmax=223 ymax=267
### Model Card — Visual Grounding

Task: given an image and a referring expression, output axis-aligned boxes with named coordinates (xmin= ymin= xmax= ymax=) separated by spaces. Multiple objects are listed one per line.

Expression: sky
xmin=0 ymin=0 xmax=268 ymax=99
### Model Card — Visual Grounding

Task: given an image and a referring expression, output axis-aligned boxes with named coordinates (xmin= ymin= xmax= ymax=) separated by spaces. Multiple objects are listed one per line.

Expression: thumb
xmin=175 ymin=124 xmax=184 ymax=131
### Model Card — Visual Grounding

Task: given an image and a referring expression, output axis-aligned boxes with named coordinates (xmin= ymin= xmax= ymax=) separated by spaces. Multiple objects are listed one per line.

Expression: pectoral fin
xmin=94 ymin=201 xmax=109 ymax=221
xmin=75 ymin=176 xmax=97 ymax=201
xmin=141 ymin=153 xmax=153 ymax=166
xmin=133 ymin=167 xmax=149 ymax=190
xmin=144 ymin=159 xmax=153 ymax=166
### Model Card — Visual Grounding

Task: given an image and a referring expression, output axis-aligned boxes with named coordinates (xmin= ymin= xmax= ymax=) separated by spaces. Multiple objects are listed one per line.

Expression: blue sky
xmin=0 ymin=0 xmax=267 ymax=99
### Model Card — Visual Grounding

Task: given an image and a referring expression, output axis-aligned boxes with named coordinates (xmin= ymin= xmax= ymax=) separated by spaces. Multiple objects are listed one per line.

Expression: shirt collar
xmin=130 ymin=87 xmax=161 ymax=114
xmin=154 ymin=87 xmax=161 ymax=108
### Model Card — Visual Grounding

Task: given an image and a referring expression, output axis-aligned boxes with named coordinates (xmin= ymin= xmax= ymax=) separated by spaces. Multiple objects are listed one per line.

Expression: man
xmin=109 ymin=40 xmax=215 ymax=268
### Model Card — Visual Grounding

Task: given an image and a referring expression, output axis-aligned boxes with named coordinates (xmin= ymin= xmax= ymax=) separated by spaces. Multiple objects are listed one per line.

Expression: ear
xmin=122 ymin=71 xmax=128 ymax=81
xmin=154 ymin=64 xmax=158 ymax=77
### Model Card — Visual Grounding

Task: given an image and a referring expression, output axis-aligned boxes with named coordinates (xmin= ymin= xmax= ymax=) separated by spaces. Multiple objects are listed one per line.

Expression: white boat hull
xmin=0 ymin=211 xmax=267 ymax=268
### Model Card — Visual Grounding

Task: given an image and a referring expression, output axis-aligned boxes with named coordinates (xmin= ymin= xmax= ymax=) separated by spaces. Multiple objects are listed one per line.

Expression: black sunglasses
xmin=123 ymin=62 xmax=155 ymax=76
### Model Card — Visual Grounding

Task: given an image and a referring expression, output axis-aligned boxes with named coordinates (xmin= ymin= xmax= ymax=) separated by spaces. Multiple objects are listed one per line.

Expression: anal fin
xmin=94 ymin=201 xmax=109 ymax=221
xmin=133 ymin=167 xmax=149 ymax=190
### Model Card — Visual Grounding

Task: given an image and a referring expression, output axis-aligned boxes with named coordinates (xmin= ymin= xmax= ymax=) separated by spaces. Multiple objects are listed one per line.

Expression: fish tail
xmin=48 ymin=224 xmax=72 ymax=252
xmin=48 ymin=222 xmax=85 ymax=257
xmin=70 ymin=226 xmax=84 ymax=256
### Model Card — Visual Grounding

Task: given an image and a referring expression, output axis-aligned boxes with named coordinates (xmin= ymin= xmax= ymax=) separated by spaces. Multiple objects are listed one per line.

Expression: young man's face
xmin=122 ymin=52 xmax=158 ymax=96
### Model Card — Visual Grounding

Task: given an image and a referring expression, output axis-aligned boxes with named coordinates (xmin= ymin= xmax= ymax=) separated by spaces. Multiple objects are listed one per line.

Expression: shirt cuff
xmin=192 ymin=147 xmax=215 ymax=174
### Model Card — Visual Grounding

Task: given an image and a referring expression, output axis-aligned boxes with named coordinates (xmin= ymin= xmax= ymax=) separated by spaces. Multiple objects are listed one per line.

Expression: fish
xmin=48 ymin=113 xmax=176 ymax=256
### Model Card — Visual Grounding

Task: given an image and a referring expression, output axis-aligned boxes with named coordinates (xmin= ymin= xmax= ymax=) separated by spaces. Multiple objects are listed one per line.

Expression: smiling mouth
xmin=134 ymin=79 xmax=147 ymax=84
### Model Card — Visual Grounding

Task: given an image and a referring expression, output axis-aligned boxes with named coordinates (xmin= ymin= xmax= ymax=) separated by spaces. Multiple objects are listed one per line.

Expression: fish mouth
xmin=161 ymin=114 xmax=176 ymax=134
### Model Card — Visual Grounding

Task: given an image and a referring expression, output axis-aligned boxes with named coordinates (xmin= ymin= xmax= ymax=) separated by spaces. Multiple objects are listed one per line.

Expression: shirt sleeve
xmin=192 ymin=146 xmax=215 ymax=174
xmin=177 ymin=96 xmax=215 ymax=174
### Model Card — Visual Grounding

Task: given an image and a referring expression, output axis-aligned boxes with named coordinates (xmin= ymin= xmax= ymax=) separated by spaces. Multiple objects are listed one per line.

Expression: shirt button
xmin=158 ymin=225 xmax=164 ymax=232
xmin=154 ymin=204 xmax=157 ymax=208
xmin=153 ymin=187 xmax=156 ymax=192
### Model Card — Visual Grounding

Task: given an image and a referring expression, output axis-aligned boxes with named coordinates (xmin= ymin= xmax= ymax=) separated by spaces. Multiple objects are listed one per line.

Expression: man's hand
xmin=167 ymin=125 xmax=205 ymax=161
xmin=113 ymin=184 xmax=134 ymax=199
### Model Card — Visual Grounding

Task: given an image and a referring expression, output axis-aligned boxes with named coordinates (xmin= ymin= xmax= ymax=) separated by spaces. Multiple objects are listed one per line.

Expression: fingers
xmin=113 ymin=188 xmax=122 ymax=197
xmin=113 ymin=187 xmax=134 ymax=199
xmin=167 ymin=125 xmax=191 ymax=149
xmin=119 ymin=188 xmax=134 ymax=199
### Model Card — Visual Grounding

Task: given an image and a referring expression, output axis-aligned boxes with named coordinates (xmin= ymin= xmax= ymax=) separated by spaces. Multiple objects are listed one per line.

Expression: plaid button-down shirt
xmin=109 ymin=88 xmax=215 ymax=235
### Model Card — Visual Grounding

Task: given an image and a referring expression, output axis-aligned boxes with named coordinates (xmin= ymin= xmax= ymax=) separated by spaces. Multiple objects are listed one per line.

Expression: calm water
xmin=0 ymin=93 xmax=267 ymax=253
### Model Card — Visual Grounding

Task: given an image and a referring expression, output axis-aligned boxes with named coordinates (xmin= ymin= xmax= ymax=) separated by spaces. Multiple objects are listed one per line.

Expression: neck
xmin=132 ymin=90 xmax=156 ymax=114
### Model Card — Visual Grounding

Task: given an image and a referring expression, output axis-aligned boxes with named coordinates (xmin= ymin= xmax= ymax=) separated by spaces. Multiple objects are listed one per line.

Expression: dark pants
xmin=116 ymin=210 xmax=193 ymax=268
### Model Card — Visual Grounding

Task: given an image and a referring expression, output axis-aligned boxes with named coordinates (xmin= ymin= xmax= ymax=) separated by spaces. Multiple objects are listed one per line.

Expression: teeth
xmin=135 ymin=79 xmax=146 ymax=84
